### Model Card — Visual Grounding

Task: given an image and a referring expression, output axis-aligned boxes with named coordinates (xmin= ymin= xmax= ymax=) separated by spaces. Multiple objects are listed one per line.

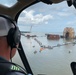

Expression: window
xmin=0 ymin=0 xmax=17 ymax=7
xmin=18 ymin=1 xmax=76 ymax=75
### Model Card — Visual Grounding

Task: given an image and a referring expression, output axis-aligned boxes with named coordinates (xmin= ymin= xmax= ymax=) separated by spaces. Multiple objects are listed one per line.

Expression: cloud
xmin=18 ymin=10 xmax=53 ymax=25
xmin=57 ymin=12 xmax=70 ymax=17
xmin=67 ymin=20 xmax=76 ymax=25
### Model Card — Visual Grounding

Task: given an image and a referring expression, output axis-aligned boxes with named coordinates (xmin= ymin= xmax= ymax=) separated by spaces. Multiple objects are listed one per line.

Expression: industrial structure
xmin=63 ymin=27 xmax=75 ymax=39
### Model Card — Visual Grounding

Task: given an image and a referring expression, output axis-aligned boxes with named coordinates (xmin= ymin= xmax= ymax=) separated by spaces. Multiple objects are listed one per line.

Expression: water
xmin=13 ymin=32 xmax=76 ymax=75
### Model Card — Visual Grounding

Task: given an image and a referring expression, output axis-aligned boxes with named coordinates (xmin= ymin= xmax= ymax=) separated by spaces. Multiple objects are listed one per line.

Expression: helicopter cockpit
xmin=0 ymin=0 xmax=76 ymax=75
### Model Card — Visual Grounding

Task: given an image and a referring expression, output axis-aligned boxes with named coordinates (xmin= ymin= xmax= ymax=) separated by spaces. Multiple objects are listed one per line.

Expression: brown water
xmin=13 ymin=33 xmax=76 ymax=75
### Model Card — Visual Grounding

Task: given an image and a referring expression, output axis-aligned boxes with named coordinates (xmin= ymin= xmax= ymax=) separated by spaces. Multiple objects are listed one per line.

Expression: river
xmin=13 ymin=32 xmax=76 ymax=75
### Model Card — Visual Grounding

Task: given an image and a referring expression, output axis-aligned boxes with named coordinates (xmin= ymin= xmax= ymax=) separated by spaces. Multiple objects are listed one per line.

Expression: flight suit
xmin=0 ymin=57 xmax=27 ymax=75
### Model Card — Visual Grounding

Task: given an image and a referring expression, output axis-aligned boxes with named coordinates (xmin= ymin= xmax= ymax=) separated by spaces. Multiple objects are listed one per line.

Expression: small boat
xmin=26 ymin=34 xmax=37 ymax=38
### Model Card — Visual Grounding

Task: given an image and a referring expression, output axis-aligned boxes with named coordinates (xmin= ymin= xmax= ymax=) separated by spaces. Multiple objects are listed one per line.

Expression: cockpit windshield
xmin=0 ymin=0 xmax=76 ymax=75
xmin=0 ymin=0 xmax=17 ymax=7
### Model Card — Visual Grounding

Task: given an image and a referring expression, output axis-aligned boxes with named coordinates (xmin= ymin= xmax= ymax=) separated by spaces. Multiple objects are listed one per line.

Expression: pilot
xmin=0 ymin=16 xmax=27 ymax=75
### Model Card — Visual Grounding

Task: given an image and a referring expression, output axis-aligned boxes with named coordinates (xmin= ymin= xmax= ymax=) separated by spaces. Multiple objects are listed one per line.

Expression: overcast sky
xmin=0 ymin=0 xmax=76 ymax=33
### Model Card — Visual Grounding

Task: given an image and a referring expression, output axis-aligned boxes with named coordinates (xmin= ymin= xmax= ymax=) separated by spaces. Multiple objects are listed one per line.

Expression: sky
xmin=0 ymin=0 xmax=76 ymax=33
